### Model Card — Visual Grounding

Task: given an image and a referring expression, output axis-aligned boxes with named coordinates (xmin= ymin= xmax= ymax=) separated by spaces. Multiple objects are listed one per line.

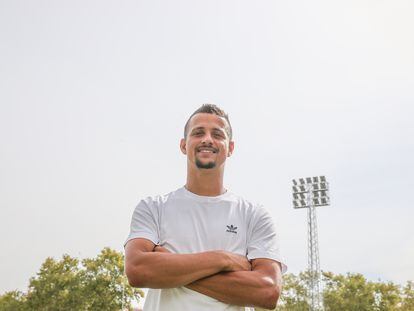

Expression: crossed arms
xmin=124 ymin=238 xmax=282 ymax=310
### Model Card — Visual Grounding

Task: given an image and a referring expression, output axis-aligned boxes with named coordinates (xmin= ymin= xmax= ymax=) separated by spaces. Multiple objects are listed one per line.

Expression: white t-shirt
xmin=125 ymin=186 xmax=287 ymax=311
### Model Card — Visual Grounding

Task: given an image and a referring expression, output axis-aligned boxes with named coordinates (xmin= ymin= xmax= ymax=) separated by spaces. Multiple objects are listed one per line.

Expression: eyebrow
xmin=190 ymin=127 xmax=225 ymax=133
xmin=191 ymin=127 xmax=204 ymax=132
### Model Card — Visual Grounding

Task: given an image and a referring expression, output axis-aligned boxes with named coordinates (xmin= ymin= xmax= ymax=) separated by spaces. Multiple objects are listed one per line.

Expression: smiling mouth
xmin=196 ymin=147 xmax=218 ymax=154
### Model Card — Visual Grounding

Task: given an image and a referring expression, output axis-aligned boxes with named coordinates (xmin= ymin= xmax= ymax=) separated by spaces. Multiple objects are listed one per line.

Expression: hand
xmin=223 ymin=252 xmax=251 ymax=272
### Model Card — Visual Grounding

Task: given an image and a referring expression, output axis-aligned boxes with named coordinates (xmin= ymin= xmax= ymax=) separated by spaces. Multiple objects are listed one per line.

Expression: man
xmin=125 ymin=104 xmax=287 ymax=310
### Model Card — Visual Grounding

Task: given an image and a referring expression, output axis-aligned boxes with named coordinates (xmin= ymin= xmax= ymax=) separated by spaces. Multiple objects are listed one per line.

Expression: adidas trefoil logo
xmin=226 ymin=225 xmax=238 ymax=234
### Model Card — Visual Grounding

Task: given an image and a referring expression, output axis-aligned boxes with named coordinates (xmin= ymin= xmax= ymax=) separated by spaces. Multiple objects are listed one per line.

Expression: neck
xmin=185 ymin=165 xmax=226 ymax=197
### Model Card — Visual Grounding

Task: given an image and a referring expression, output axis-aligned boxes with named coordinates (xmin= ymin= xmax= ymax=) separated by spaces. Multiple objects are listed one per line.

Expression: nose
xmin=201 ymin=132 xmax=213 ymax=145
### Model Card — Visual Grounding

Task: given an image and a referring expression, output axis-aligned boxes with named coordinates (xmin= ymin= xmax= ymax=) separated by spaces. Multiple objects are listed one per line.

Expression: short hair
xmin=184 ymin=104 xmax=233 ymax=140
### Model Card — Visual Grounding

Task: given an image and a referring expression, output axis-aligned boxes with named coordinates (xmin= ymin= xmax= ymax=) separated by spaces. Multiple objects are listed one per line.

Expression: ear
xmin=227 ymin=140 xmax=234 ymax=157
xmin=180 ymin=138 xmax=187 ymax=155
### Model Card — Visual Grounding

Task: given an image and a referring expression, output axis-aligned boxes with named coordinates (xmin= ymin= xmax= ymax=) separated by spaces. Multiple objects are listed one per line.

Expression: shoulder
xmin=226 ymin=191 xmax=269 ymax=216
xmin=226 ymin=191 xmax=261 ymax=208
xmin=227 ymin=192 xmax=276 ymax=229
xmin=137 ymin=187 xmax=184 ymax=209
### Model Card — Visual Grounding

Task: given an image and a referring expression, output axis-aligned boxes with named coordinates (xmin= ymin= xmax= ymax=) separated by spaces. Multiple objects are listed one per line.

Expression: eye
xmin=192 ymin=131 xmax=204 ymax=136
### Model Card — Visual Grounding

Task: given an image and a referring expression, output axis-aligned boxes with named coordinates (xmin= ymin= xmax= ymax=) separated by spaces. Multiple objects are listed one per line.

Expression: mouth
xmin=196 ymin=146 xmax=218 ymax=154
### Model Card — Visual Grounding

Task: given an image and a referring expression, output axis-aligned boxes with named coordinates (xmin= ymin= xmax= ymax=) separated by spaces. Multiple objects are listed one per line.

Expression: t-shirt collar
xmin=181 ymin=185 xmax=230 ymax=202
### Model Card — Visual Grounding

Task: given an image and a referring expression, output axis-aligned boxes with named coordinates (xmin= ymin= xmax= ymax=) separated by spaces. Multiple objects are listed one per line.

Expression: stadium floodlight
xmin=292 ymin=176 xmax=331 ymax=311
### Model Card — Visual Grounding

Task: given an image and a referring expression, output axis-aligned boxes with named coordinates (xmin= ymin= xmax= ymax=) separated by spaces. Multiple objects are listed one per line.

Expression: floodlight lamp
xmin=292 ymin=175 xmax=330 ymax=210
xmin=293 ymin=185 xmax=308 ymax=194
xmin=293 ymin=198 xmax=309 ymax=209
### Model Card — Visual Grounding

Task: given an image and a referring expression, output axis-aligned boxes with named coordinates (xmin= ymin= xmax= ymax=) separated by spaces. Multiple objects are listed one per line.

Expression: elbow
xmin=126 ymin=275 xmax=144 ymax=288
xmin=258 ymin=282 xmax=281 ymax=310
xmin=125 ymin=265 xmax=152 ymax=288
xmin=264 ymin=287 xmax=280 ymax=310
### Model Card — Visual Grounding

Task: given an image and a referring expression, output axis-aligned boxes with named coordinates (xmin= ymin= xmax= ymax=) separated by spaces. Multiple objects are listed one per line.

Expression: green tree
xmin=400 ymin=281 xmax=414 ymax=311
xmin=80 ymin=248 xmax=142 ymax=310
xmin=25 ymin=255 xmax=84 ymax=310
xmin=0 ymin=290 xmax=26 ymax=311
xmin=0 ymin=248 xmax=143 ymax=311
xmin=323 ymin=272 xmax=376 ymax=311
xmin=256 ymin=271 xmax=411 ymax=311
xmin=277 ymin=272 xmax=310 ymax=311
xmin=372 ymin=281 xmax=401 ymax=311
xmin=323 ymin=272 xmax=407 ymax=311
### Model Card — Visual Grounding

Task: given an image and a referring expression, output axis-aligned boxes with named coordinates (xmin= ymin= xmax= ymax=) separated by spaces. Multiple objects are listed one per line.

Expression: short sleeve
xmin=124 ymin=198 xmax=160 ymax=247
xmin=246 ymin=206 xmax=287 ymax=273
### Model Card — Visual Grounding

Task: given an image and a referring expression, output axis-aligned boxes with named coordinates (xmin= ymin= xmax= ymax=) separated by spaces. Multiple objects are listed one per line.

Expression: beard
xmin=195 ymin=158 xmax=216 ymax=169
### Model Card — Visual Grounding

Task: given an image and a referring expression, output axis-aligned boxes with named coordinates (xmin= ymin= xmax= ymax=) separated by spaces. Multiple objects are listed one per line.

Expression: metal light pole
xmin=292 ymin=176 xmax=330 ymax=311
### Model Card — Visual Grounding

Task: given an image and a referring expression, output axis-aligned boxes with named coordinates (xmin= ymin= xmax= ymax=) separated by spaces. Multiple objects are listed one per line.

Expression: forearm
xmin=186 ymin=270 xmax=280 ymax=310
xmin=126 ymin=250 xmax=229 ymax=289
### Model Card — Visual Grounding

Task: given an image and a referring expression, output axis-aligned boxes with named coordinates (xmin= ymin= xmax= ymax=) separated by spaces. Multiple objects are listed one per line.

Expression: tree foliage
xmin=400 ymin=281 xmax=414 ymax=311
xmin=276 ymin=271 xmax=310 ymax=311
xmin=323 ymin=272 xmax=376 ymax=311
xmin=323 ymin=272 xmax=401 ymax=311
xmin=0 ymin=248 xmax=143 ymax=311
xmin=0 ymin=291 xmax=26 ymax=311
xmin=257 ymin=272 xmax=413 ymax=311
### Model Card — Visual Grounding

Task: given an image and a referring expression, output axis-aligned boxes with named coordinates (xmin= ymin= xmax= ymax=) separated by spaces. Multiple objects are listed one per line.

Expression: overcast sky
xmin=1 ymin=0 xmax=413 ymax=297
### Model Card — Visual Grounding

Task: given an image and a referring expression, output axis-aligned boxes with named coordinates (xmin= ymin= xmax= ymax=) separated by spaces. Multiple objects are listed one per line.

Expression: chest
xmin=159 ymin=202 xmax=248 ymax=255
